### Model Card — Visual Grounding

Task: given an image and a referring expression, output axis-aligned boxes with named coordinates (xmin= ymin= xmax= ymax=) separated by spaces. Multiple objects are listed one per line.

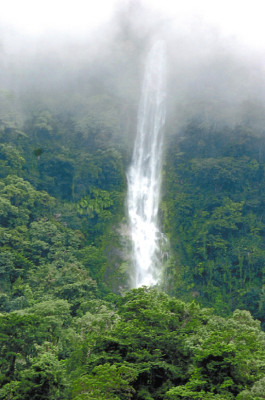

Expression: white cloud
xmin=0 ymin=0 xmax=120 ymax=35
xmin=1 ymin=0 xmax=265 ymax=51
xmin=143 ymin=0 xmax=265 ymax=50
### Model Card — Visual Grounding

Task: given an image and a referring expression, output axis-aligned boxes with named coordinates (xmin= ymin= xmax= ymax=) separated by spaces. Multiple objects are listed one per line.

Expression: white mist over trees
xmin=1 ymin=1 xmax=265 ymax=140
xmin=1 ymin=0 xmax=265 ymax=286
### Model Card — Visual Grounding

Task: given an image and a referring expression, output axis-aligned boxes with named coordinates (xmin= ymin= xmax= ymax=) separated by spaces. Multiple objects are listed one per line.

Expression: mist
xmin=1 ymin=0 xmax=265 ymax=142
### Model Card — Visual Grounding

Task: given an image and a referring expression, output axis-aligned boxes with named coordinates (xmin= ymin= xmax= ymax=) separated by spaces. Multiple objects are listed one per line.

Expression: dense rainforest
xmin=1 ymin=88 xmax=265 ymax=399
xmin=2 ymin=14 xmax=265 ymax=397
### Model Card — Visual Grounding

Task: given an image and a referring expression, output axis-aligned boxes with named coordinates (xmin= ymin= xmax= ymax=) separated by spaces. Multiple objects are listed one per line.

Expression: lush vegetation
xmin=1 ymin=88 xmax=265 ymax=399
xmin=162 ymin=123 xmax=265 ymax=327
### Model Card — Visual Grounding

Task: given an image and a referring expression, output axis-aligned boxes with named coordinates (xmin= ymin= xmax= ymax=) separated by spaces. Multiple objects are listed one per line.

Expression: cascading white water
xmin=127 ymin=40 xmax=167 ymax=288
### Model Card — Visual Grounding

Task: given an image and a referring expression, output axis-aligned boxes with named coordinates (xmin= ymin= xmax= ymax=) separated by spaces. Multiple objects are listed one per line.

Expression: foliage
xmin=66 ymin=288 xmax=265 ymax=400
xmin=72 ymin=363 xmax=137 ymax=400
xmin=1 ymin=84 xmax=265 ymax=399
xmin=162 ymin=124 xmax=265 ymax=323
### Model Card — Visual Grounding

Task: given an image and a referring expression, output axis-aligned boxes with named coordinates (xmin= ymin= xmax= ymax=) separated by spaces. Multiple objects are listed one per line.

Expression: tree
xmin=72 ymin=363 xmax=137 ymax=400
xmin=0 ymin=312 xmax=42 ymax=383
xmin=166 ymin=310 xmax=265 ymax=399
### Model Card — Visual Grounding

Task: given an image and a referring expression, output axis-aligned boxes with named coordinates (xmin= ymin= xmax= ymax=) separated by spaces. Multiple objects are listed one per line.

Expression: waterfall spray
xmin=127 ymin=40 xmax=167 ymax=288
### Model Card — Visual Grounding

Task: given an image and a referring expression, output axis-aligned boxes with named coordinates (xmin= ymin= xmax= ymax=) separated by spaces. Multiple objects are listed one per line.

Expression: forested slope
xmin=162 ymin=122 xmax=265 ymax=326
xmin=1 ymin=92 xmax=265 ymax=398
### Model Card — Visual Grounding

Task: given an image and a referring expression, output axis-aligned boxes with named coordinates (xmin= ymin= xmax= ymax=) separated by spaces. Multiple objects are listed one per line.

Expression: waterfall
xmin=127 ymin=40 xmax=167 ymax=288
